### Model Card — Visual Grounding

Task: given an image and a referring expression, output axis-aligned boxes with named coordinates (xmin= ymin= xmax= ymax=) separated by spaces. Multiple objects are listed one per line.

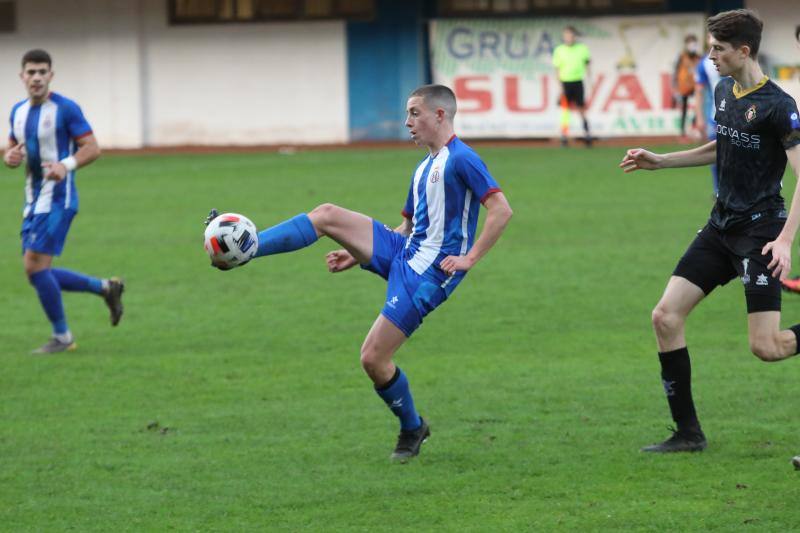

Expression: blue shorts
xmin=21 ymin=209 xmax=76 ymax=256
xmin=361 ymin=219 xmax=448 ymax=337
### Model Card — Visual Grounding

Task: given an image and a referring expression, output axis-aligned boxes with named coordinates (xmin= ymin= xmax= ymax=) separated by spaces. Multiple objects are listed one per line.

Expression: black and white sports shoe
xmin=103 ymin=277 xmax=125 ymax=326
xmin=390 ymin=418 xmax=430 ymax=463
xmin=792 ymin=456 xmax=800 ymax=470
xmin=641 ymin=426 xmax=707 ymax=453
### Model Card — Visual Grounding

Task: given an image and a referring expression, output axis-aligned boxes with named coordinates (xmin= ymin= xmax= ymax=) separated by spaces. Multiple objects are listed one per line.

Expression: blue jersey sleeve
xmin=8 ymin=108 xmax=15 ymax=143
xmin=456 ymin=151 xmax=501 ymax=203
xmin=64 ymin=100 xmax=93 ymax=140
xmin=695 ymin=60 xmax=708 ymax=86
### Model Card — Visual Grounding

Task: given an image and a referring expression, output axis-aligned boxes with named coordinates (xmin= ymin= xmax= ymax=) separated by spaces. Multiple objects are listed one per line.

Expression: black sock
xmin=790 ymin=324 xmax=800 ymax=355
xmin=658 ymin=347 xmax=700 ymax=432
xmin=582 ymin=118 xmax=590 ymax=136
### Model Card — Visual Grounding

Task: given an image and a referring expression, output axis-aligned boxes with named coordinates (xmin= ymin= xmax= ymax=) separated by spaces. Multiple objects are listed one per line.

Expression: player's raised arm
xmin=620 ymin=140 xmax=717 ymax=173
xmin=763 ymin=145 xmax=800 ymax=279
xmin=439 ymin=191 xmax=512 ymax=276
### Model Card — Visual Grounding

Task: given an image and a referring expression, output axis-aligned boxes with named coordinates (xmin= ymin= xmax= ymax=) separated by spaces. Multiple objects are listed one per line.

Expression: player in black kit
xmin=620 ymin=9 xmax=800 ymax=454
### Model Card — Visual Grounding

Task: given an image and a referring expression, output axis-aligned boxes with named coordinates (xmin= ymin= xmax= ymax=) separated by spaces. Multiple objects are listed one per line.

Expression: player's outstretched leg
xmin=251 ymin=204 xmax=373 ymax=264
xmin=362 ymin=315 xmax=429 ymax=463
xmin=25 ymin=252 xmax=75 ymax=354
xmin=51 ymin=269 xmax=125 ymax=326
xmin=643 ymin=276 xmax=707 ymax=452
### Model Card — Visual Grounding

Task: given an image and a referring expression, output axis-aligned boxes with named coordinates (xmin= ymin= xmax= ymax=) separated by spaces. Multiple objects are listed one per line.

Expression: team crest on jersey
xmin=791 ymin=112 xmax=800 ymax=129
xmin=430 ymin=169 xmax=440 ymax=183
xmin=42 ymin=117 xmax=52 ymax=129
xmin=745 ymin=104 xmax=757 ymax=122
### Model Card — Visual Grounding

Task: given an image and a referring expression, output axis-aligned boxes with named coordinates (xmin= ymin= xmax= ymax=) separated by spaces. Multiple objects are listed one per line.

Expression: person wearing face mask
xmin=674 ymin=34 xmax=702 ymax=138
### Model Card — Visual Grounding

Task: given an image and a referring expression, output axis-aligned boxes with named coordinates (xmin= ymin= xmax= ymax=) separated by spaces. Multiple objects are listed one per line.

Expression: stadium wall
xmin=0 ymin=0 xmax=349 ymax=148
xmin=747 ymin=0 xmax=800 ymax=101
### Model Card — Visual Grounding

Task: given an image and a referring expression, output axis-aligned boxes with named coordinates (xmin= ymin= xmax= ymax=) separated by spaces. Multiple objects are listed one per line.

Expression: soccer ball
xmin=204 ymin=213 xmax=259 ymax=270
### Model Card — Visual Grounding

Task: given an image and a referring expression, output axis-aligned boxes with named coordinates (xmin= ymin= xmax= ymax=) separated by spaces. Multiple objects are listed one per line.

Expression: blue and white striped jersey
xmin=695 ymin=57 xmax=723 ymax=130
xmin=401 ymin=135 xmax=501 ymax=287
xmin=9 ymin=92 xmax=92 ymax=216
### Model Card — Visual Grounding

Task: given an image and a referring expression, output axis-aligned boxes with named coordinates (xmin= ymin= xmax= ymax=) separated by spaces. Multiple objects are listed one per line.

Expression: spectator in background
xmin=552 ymin=26 xmax=592 ymax=147
xmin=694 ymin=37 xmax=723 ymax=195
xmin=674 ymin=34 xmax=701 ymax=138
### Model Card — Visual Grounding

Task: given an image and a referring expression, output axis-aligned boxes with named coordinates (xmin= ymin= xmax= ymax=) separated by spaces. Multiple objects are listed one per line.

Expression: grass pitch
xmin=1 ymin=144 xmax=799 ymax=530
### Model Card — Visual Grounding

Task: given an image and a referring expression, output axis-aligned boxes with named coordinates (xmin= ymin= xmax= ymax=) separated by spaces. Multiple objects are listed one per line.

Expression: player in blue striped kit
xmin=209 ymin=84 xmax=513 ymax=461
xmin=4 ymin=49 xmax=124 ymax=354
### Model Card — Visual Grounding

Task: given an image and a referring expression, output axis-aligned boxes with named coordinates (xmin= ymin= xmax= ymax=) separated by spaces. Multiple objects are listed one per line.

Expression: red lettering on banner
xmin=505 ymin=75 xmax=548 ymax=112
xmin=661 ymin=72 xmax=675 ymax=109
xmin=585 ymin=73 xmax=604 ymax=109
xmin=602 ymin=74 xmax=652 ymax=111
xmin=454 ymin=76 xmax=492 ymax=112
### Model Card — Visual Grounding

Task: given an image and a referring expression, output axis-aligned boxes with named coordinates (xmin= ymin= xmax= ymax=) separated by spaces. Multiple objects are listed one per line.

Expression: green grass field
xmin=2 ymin=144 xmax=799 ymax=531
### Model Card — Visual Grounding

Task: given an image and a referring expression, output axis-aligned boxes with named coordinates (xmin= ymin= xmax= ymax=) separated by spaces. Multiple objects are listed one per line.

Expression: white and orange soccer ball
xmin=203 ymin=212 xmax=258 ymax=270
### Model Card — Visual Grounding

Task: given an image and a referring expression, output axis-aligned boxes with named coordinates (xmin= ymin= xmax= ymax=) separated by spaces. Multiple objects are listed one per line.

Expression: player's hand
xmin=439 ymin=255 xmax=475 ymax=276
xmin=326 ymin=249 xmax=358 ymax=273
xmin=41 ymin=161 xmax=67 ymax=181
xmin=205 ymin=208 xmax=219 ymax=226
xmin=3 ymin=142 xmax=25 ymax=168
xmin=763 ymin=237 xmax=792 ymax=279
xmin=619 ymin=148 xmax=663 ymax=172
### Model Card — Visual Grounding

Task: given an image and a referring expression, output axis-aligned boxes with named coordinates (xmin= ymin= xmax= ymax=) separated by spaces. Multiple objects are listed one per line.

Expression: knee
xmin=749 ymin=336 xmax=782 ymax=362
xmin=360 ymin=342 xmax=379 ymax=375
xmin=651 ymin=305 xmax=683 ymax=336
xmin=308 ymin=203 xmax=340 ymax=230
xmin=24 ymin=259 xmax=45 ymax=279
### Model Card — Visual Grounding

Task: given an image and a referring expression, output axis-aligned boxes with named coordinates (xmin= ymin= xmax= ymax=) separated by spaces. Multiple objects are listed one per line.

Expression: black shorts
xmin=561 ymin=81 xmax=585 ymax=107
xmin=673 ymin=219 xmax=785 ymax=313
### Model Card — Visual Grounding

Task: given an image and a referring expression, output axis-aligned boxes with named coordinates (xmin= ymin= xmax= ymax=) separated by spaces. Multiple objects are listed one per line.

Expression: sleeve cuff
xmin=480 ymin=188 xmax=502 ymax=204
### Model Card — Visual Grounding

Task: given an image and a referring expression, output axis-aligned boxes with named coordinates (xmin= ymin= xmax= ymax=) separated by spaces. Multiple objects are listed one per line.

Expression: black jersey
xmin=709 ymin=77 xmax=800 ymax=229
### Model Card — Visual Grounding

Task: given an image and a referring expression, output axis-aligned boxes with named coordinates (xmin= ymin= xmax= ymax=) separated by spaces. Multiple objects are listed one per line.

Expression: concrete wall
xmin=747 ymin=0 xmax=800 ymax=100
xmin=0 ymin=0 xmax=349 ymax=148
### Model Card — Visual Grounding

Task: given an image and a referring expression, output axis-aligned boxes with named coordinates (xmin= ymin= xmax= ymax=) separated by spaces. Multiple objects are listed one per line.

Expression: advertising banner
xmin=430 ymin=15 xmax=706 ymax=138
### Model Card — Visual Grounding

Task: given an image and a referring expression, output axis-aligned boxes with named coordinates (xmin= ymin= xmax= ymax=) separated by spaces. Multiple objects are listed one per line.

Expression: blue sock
xmin=255 ymin=213 xmax=318 ymax=257
xmin=51 ymin=268 xmax=104 ymax=294
xmin=29 ymin=269 xmax=68 ymax=335
xmin=375 ymin=367 xmax=422 ymax=431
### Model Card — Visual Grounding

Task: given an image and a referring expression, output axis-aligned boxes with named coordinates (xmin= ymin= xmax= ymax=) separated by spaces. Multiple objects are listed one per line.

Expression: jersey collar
xmin=733 ymin=76 xmax=768 ymax=99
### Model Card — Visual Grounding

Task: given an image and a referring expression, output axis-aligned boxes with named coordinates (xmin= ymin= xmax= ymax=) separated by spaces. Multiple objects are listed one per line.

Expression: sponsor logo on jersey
xmin=716 ymin=124 xmax=760 ymax=150
xmin=718 ymin=98 xmax=726 ymax=111
xmin=745 ymin=104 xmax=756 ymax=122
xmin=791 ymin=112 xmax=800 ymax=129
xmin=387 ymin=295 xmax=399 ymax=308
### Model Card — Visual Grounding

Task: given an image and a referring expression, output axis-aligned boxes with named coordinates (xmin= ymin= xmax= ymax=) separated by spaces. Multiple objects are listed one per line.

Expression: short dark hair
xmin=564 ymin=26 xmax=578 ymax=35
xmin=21 ymin=49 xmax=52 ymax=68
xmin=707 ymin=9 xmax=763 ymax=57
xmin=795 ymin=24 xmax=799 ymax=42
xmin=409 ymin=84 xmax=457 ymax=121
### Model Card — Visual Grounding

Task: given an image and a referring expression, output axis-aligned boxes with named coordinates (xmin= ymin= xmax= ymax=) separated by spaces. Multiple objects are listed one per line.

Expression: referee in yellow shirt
xmin=552 ymin=26 xmax=592 ymax=147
